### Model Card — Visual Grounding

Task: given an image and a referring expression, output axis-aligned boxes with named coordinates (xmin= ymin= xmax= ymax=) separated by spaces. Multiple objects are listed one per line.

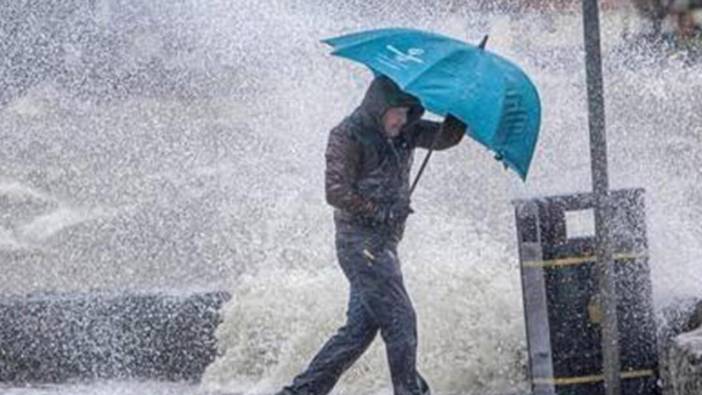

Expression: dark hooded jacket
xmin=325 ymin=76 xmax=464 ymax=238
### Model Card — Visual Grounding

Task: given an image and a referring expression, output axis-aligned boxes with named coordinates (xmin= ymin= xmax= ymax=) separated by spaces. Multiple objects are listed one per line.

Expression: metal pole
xmin=581 ymin=1 xmax=621 ymax=395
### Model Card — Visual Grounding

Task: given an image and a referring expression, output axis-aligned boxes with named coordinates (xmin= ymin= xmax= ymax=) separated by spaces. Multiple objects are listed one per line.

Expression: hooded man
xmin=276 ymin=75 xmax=465 ymax=395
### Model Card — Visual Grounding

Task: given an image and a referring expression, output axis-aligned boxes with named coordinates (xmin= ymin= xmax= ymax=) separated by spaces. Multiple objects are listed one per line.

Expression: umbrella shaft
xmin=409 ymin=124 xmax=445 ymax=196
xmin=410 ymin=148 xmax=434 ymax=196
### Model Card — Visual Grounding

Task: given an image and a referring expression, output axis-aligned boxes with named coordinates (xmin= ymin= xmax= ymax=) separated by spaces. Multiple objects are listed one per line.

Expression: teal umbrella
xmin=322 ymin=28 xmax=541 ymax=181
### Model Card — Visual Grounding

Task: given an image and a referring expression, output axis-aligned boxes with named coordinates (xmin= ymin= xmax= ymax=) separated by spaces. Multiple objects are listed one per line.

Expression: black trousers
xmin=284 ymin=223 xmax=430 ymax=395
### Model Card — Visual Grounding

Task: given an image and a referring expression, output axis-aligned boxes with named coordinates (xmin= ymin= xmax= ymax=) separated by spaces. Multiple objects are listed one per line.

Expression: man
xmin=276 ymin=75 xmax=465 ymax=395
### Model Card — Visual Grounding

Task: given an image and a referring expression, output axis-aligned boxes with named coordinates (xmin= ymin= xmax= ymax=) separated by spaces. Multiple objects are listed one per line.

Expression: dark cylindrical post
xmin=581 ymin=1 xmax=621 ymax=395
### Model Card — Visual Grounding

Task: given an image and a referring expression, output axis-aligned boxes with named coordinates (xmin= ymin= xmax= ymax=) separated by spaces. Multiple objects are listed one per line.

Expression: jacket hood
xmin=352 ymin=75 xmax=425 ymax=137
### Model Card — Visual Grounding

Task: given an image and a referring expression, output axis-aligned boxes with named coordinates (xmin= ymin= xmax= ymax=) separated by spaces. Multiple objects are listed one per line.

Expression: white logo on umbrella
xmin=386 ymin=45 xmax=425 ymax=64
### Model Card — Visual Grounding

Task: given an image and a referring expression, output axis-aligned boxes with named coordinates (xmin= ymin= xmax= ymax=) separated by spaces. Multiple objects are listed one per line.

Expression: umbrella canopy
xmin=322 ymin=28 xmax=541 ymax=180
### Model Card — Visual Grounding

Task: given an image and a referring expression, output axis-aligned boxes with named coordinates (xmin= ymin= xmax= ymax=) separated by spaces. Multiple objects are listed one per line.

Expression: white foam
xmin=17 ymin=206 xmax=108 ymax=242
xmin=0 ymin=226 xmax=22 ymax=250
xmin=0 ymin=181 xmax=54 ymax=203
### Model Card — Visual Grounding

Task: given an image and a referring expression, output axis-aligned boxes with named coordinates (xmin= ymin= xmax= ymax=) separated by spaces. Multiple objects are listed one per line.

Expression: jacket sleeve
xmin=325 ymin=125 xmax=377 ymax=217
xmin=409 ymin=115 xmax=466 ymax=151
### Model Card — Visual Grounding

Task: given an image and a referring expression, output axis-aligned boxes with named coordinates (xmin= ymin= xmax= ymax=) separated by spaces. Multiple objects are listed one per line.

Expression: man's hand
xmin=441 ymin=114 xmax=467 ymax=136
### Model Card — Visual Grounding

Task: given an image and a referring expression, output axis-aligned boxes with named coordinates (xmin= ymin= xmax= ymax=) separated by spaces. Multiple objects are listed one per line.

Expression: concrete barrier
xmin=0 ymin=291 xmax=230 ymax=383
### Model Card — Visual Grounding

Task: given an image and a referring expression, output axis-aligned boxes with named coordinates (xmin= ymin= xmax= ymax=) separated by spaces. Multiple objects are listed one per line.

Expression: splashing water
xmin=2 ymin=1 xmax=702 ymax=395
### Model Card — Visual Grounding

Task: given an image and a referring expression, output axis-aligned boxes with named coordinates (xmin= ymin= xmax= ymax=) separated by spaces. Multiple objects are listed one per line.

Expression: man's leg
xmin=282 ymin=245 xmax=379 ymax=395
xmin=354 ymin=238 xmax=427 ymax=395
